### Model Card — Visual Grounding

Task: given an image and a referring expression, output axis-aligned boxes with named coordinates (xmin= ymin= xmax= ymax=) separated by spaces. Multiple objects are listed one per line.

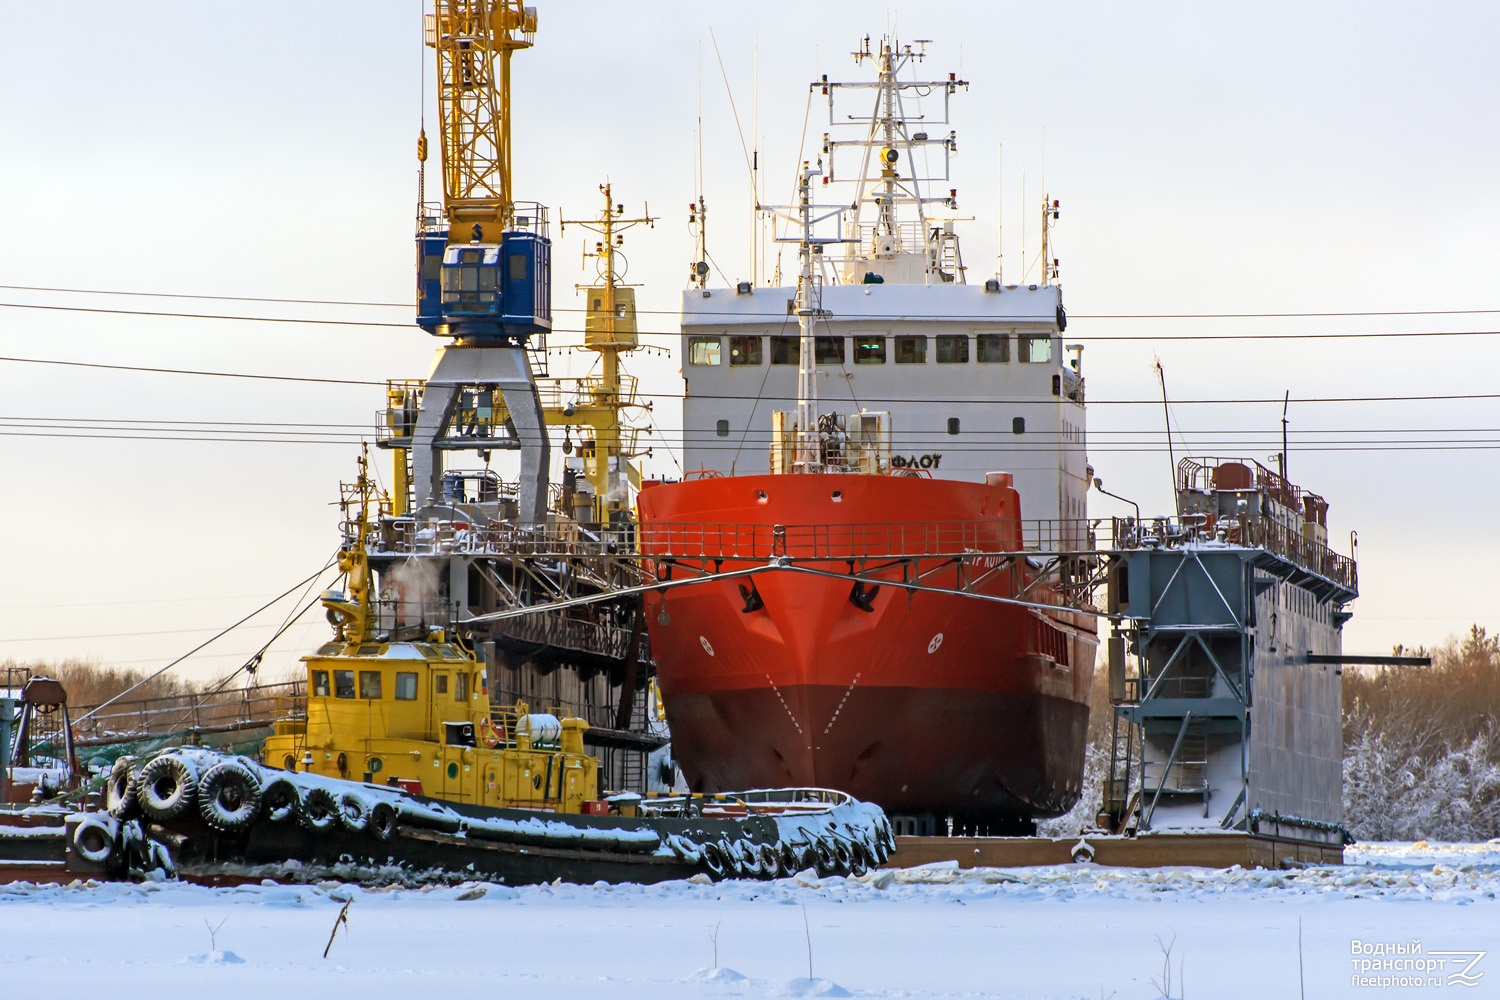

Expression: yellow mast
xmin=558 ymin=184 xmax=655 ymax=523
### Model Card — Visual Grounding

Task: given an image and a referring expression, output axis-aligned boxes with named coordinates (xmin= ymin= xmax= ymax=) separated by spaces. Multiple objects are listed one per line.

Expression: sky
xmin=2 ymin=0 xmax=1498 ymax=686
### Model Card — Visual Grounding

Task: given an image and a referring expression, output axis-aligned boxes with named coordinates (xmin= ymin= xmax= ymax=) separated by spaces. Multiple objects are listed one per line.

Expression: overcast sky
xmin=2 ymin=1 xmax=1497 ymax=685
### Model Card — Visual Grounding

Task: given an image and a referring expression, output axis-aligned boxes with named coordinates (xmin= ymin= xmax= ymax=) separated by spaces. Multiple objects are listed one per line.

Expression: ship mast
xmin=792 ymin=161 xmax=825 ymax=473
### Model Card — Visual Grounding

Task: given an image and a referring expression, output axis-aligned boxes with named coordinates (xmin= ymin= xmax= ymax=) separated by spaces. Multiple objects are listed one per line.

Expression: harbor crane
xmin=409 ymin=0 xmax=552 ymax=523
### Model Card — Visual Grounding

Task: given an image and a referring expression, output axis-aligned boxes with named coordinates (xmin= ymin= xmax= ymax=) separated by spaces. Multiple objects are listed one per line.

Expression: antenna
xmin=1156 ymin=359 xmax=1179 ymax=514
xmin=996 ymin=143 xmax=1003 ymax=282
xmin=1280 ymin=390 xmax=1290 ymax=483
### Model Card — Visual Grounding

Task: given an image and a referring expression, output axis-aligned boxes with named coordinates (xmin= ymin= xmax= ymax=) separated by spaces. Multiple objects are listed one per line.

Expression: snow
xmin=2 ymin=842 xmax=1497 ymax=998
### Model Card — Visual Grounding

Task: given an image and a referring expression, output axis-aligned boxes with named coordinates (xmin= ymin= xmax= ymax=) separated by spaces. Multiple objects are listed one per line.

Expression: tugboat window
xmin=334 ymin=670 xmax=356 ymax=699
xmin=715 ymin=419 xmax=730 ymax=438
xmin=770 ymin=336 xmax=798 ymax=364
xmin=688 ymin=336 xmax=722 ymax=365
xmin=1013 ymin=416 xmax=1026 ymax=434
xmin=895 ymin=336 xmax=927 ymax=363
xmin=815 ymin=336 xmax=846 ymax=364
xmin=456 ymin=672 xmax=470 ymax=701
xmin=312 ymin=670 xmax=330 ymax=697
xmin=947 ymin=417 xmax=961 ymax=435
xmin=854 ymin=336 xmax=887 ymax=364
xmin=728 ymin=335 xmax=763 ymax=366
xmin=434 ymin=674 xmax=449 ymax=695
xmin=976 ymin=334 xmax=1009 ymax=363
xmin=359 ymin=670 xmax=382 ymax=699
xmin=935 ymin=335 xmax=969 ymax=363
xmin=395 ymin=672 xmax=418 ymax=700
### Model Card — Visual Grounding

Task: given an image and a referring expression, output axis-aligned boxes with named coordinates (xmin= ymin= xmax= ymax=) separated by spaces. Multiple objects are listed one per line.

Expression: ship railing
xmin=1111 ymin=515 xmax=1357 ymax=592
xmin=636 ymin=518 xmax=1092 ymax=561
xmin=371 ymin=517 xmax=639 ymax=564
xmin=70 ymin=680 xmax=305 ymax=745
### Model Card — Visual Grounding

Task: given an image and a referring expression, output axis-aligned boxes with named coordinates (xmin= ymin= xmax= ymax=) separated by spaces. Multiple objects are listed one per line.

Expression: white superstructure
xmin=679 ymin=38 xmax=1089 ymax=550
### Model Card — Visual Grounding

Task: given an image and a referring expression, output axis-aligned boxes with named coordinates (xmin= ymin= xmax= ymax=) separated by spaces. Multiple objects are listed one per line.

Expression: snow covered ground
xmin=3 ymin=842 xmax=1497 ymax=999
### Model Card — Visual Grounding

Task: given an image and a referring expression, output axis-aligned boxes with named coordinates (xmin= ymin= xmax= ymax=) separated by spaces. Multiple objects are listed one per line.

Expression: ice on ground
xmin=1 ymin=843 xmax=1497 ymax=999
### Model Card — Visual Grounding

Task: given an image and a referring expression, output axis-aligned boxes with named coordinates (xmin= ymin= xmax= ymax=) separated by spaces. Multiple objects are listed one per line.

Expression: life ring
xmin=197 ymin=761 xmax=264 ymax=832
xmin=261 ymin=777 xmax=299 ymax=823
xmin=106 ymin=757 xmax=140 ymax=821
xmin=367 ymin=801 xmax=399 ymax=842
xmin=667 ymin=833 xmax=702 ymax=864
xmin=299 ymin=787 xmax=340 ymax=832
xmin=138 ymin=754 xmax=198 ymax=823
xmin=336 ymin=792 xmax=372 ymax=832
xmin=72 ymin=817 xmax=116 ymax=863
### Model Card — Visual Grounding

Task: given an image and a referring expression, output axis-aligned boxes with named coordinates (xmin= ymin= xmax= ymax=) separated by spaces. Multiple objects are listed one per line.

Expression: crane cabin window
xmin=854 ymin=335 xmax=887 ymax=364
xmin=770 ymin=336 xmax=798 ymax=364
xmin=728 ymin=336 xmax=763 ymax=366
xmin=935 ymin=335 xmax=970 ymax=364
xmin=688 ymin=336 xmax=723 ymax=365
xmin=815 ymin=336 xmax=846 ymax=364
xmin=976 ymin=334 xmax=1010 ymax=363
xmin=1020 ymin=334 xmax=1053 ymax=363
xmin=895 ymin=336 xmax=927 ymax=363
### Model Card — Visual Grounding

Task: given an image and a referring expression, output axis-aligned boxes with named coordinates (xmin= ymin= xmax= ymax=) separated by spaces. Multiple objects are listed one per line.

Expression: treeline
xmin=1342 ymin=625 xmax=1500 ymax=842
xmin=1 ymin=658 xmax=201 ymax=708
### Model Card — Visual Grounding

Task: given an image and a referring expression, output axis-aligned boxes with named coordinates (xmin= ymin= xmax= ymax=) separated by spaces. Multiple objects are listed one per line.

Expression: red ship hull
xmin=637 ymin=473 xmax=1097 ymax=823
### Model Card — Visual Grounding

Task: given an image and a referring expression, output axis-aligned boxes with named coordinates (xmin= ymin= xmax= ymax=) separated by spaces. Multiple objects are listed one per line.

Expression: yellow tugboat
xmin=98 ymin=454 xmax=893 ymax=885
xmin=261 ymin=453 xmax=601 ymax=816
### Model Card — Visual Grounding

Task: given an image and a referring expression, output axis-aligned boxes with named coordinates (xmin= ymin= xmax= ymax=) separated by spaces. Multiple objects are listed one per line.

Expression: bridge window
xmin=854 ymin=336 xmax=886 ymax=364
xmin=359 ymin=670 xmax=383 ymax=699
xmin=977 ymin=334 xmax=1010 ymax=363
xmin=1020 ymin=334 xmax=1053 ymax=363
xmin=895 ymin=336 xmax=927 ymax=363
xmin=334 ymin=670 xmax=356 ymax=699
xmin=936 ymin=335 xmax=969 ymax=364
xmin=728 ymin=336 xmax=763 ymax=366
xmin=395 ymin=672 xmax=418 ymax=700
xmin=770 ymin=336 xmax=798 ymax=364
xmin=815 ymin=336 xmax=845 ymax=365
xmin=311 ymin=670 xmax=330 ymax=697
xmin=456 ymin=672 xmax=470 ymax=701
xmin=688 ymin=336 xmax=722 ymax=365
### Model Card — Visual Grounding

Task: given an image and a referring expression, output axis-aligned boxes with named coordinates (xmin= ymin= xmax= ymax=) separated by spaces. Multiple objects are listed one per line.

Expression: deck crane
xmin=409 ymin=0 xmax=552 ymax=523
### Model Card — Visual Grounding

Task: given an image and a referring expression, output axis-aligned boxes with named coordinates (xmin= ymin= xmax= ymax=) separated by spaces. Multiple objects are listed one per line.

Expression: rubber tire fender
xmin=813 ymin=838 xmax=838 ymax=876
xmin=700 ymin=842 xmax=728 ymax=879
xmin=299 ymin=786 xmax=340 ymax=832
xmin=105 ymin=757 xmax=140 ymax=821
xmin=667 ymin=833 xmax=702 ymax=864
xmin=732 ymin=840 xmax=763 ymax=878
xmin=73 ymin=817 xmax=115 ymax=863
xmin=756 ymin=842 xmax=782 ymax=879
xmin=197 ymin=761 xmax=263 ymax=832
xmin=336 ymin=791 xmax=371 ymax=833
xmin=261 ymin=777 xmax=299 ymax=823
xmin=828 ymin=837 xmax=854 ymax=875
xmin=367 ymin=801 xmax=399 ymax=842
xmin=138 ymin=754 xmax=198 ymax=823
xmin=778 ymin=841 xmax=800 ymax=876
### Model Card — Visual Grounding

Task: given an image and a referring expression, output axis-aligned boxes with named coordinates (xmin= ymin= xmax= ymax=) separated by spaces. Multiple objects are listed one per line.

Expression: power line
xmin=4 ymin=352 xmax=1499 ymax=406
xmin=0 ymin=354 xmax=383 ymax=386
xmin=8 ymin=282 xmax=1500 ymax=321
xmin=8 ymin=297 xmax=1500 ymax=341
